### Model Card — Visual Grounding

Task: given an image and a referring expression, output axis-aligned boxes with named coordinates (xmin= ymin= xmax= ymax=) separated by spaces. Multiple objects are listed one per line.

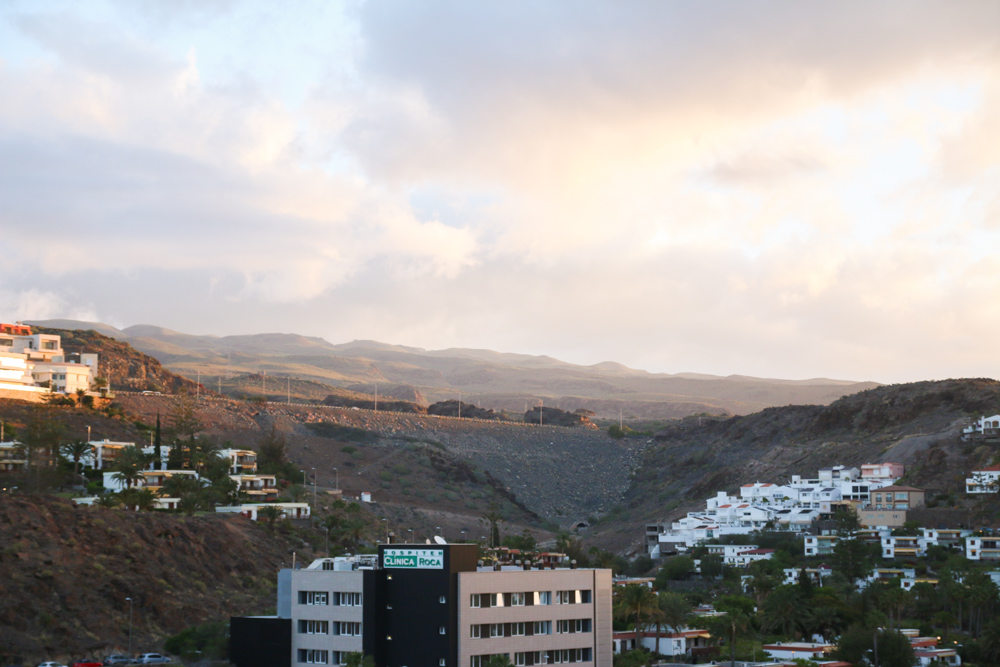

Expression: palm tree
xmin=761 ymin=585 xmax=806 ymax=638
xmin=614 ymin=585 xmax=663 ymax=649
xmin=95 ymin=493 xmax=121 ymax=509
xmin=980 ymin=617 xmax=1000 ymax=665
xmin=61 ymin=440 xmax=94 ymax=477
xmin=655 ymin=591 xmax=693 ymax=655
xmin=111 ymin=446 xmax=148 ymax=490
xmin=257 ymin=505 xmax=284 ymax=531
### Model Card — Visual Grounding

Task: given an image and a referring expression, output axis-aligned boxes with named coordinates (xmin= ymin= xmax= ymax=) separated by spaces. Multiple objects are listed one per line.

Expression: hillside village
xmin=6 ymin=324 xmax=1000 ymax=666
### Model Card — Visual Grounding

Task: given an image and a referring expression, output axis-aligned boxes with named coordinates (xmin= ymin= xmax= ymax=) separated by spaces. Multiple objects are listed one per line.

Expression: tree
xmin=655 ymin=555 xmax=695 ymax=587
xmin=61 ymin=440 xmax=93 ymax=477
xmin=875 ymin=629 xmax=916 ymax=667
xmin=482 ymin=505 xmax=504 ymax=547
xmin=343 ymin=654 xmax=374 ymax=667
xmin=761 ymin=585 xmax=806 ymax=638
xmin=169 ymin=395 xmax=201 ymax=469
xmin=485 ymin=655 xmax=513 ymax=667
xmin=980 ymin=616 xmax=1000 ymax=665
xmin=257 ymin=505 xmax=284 ymax=531
xmin=614 ymin=585 xmax=662 ymax=648
xmin=111 ymin=446 xmax=149 ymax=492
xmin=151 ymin=413 xmax=162 ymax=469
xmin=709 ymin=597 xmax=754 ymax=667
xmin=699 ymin=554 xmax=725 ymax=579
xmin=655 ymin=592 xmax=693 ymax=655
xmin=257 ymin=424 xmax=289 ymax=472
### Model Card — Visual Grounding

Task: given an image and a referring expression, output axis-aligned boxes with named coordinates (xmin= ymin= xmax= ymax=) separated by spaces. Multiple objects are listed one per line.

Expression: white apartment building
xmin=966 ymin=466 xmax=1000 ymax=494
xmin=0 ymin=325 xmax=96 ymax=395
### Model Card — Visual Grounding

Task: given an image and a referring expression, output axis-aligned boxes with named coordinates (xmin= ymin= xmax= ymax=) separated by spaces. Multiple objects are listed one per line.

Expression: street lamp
xmin=436 ymin=526 xmax=442 ymax=540
xmin=407 ymin=529 xmax=414 ymax=544
xmin=87 ymin=425 xmax=91 ymax=442
xmin=311 ymin=467 xmax=317 ymax=507
xmin=126 ymin=596 xmax=133 ymax=658
xmin=381 ymin=518 xmax=388 ymax=542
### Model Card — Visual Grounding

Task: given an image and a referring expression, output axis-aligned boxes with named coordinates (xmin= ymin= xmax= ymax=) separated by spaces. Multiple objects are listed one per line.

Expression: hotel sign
xmin=383 ymin=548 xmax=444 ymax=569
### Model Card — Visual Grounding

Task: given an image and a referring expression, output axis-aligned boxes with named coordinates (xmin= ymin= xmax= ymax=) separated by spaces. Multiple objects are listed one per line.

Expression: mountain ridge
xmin=26 ymin=319 xmax=881 ymax=417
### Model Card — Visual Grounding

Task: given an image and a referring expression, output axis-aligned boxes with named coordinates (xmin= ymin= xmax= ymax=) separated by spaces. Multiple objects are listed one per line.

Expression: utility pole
xmin=126 ymin=596 xmax=133 ymax=659
xmin=374 ymin=384 xmax=378 ymax=412
xmin=196 ymin=370 xmax=200 ymax=399
xmin=287 ymin=377 xmax=291 ymax=405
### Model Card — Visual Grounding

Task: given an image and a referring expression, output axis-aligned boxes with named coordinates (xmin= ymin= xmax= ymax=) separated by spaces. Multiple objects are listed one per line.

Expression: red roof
xmin=977 ymin=465 xmax=1000 ymax=472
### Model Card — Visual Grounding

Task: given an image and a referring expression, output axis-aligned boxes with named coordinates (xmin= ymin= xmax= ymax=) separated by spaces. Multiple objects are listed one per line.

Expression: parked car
xmin=37 ymin=662 xmax=67 ymax=667
xmin=133 ymin=656 xmax=170 ymax=665
xmin=70 ymin=661 xmax=102 ymax=667
xmin=103 ymin=657 xmax=131 ymax=666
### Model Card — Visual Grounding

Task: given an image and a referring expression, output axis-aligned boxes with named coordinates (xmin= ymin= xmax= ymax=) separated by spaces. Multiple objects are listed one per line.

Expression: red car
xmin=71 ymin=661 xmax=103 ymax=667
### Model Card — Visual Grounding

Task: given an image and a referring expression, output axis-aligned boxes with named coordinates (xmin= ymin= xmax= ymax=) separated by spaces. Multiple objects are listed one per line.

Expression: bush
xmin=164 ymin=621 xmax=229 ymax=660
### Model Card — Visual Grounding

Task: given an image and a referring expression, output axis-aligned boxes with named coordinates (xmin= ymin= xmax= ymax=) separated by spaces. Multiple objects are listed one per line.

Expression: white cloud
xmin=1 ymin=2 xmax=999 ymax=382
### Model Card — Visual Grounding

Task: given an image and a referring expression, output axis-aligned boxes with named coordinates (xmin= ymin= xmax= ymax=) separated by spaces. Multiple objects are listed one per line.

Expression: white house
xmin=216 ymin=503 xmax=311 ymax=520
xmin=762 ymin=642 xmax=835 ymax=661
xmin=966 ymin=465 xmax=1000 ymax=494
xmin=963 ymin=415 xmax=1000 ymax=440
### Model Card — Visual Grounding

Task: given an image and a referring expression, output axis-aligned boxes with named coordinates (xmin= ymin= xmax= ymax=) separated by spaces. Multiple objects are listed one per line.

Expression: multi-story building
xmin=966 ymin=465 xmax=1000 ymax=494
xmin=869 ymin=486 xmax=924 ymax=511
xmin=0 ymin=324 xmax=96 ymax=395
xmin=231 ymin=544 xmax=613 ymax=667
xmin=804 ymin=535 xmax=838 ymax=557
xmin=220 ymin=448 xmax=258 ymax=475
xmin=965 ymin=537 xmax=1000 ymax=561
xmin=962 ymin=415 xmax=1000 ymax=440
xmin=0 ymin=440 xmax=27 ymax=472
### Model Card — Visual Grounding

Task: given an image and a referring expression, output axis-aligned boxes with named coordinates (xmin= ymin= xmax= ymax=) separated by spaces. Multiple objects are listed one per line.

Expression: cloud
xmin=1 ymin=2 xmax=999 ymax=382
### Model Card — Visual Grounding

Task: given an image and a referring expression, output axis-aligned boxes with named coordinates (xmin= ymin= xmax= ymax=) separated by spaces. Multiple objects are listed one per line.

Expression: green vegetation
xmin=305 ymin=421 xmax=379 ymax=443
xmin=164 ymin=621 xmax=228 ymax=661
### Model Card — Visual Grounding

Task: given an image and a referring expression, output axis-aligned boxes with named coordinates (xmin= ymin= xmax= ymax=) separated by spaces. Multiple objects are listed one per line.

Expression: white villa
xmin=0 ymin=323 xmax=97 ymax=396
xmin=966 ymin=465 xmax=1000 ymax=494
xmin=963 ymin=415 xmax=1000 ymax=440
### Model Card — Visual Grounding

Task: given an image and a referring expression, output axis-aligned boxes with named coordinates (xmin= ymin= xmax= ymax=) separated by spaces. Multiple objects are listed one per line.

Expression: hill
xmin=594 ymin=378 xmax=1000 ymax=552
xmin=0 ymin=494 xmax=304 ymax=665
xmin=27 ymin=319 xmax=881 ymax=418
xmin=31 ymin=326 xmax=200 ymax=394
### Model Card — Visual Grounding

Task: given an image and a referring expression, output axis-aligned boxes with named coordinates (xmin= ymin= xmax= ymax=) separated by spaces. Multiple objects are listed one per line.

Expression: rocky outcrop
xmin=427 ymin=400 xmax=508 ymax=421
xmin=33 ymin=327 xmax=199 ymax=394
xmin=523 ymin=406 xmax=598 ymax=428
xmin=346 ymin=383 xmax=425 ymax=403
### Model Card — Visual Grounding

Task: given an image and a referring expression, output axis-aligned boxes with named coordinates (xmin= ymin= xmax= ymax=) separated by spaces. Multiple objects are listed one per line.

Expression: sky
xmin=1 ymin=1 xmax=999 ymax=383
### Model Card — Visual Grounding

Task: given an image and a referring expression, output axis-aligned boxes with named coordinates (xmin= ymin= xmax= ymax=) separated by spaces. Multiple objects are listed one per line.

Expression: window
xmin=556 ymin=620 xmax=569 ymax=634
xmin=512 ymin=622 xmax=525 ymax=637
xmin=298 ymin=591 xmax=329 ymax=605
xmin=515 ymin=654 xmax=526 ymax=667
xmin=896 ymin=493 xmax=908 ymax=500
xmin=490 ymin=623 xmax=503 ymax=638
xmin=43 ymin=341 xmax=57 ymax=350
xmin=510 ymin=592 xmax=525 ymax=606
xmin=556 ymin=590 xmax=571 ymax=605
xmin=579 ymin=590 xmax=592 ymax=603
xmin=0 ymin=338 xmax=12 ymax=347
xmin=334 ymin=592 xmax=362 ymax=606
xmin=536 ymin=591 xmax=552 ymax=605
xmin=298 ymin=649 xmax=329 ymax=664
xmin=298 ymin=620 xmax=329 ymax=635
xmin=470 ymin=594 xmax=481 ymax=608
xmin=471 ymin=625 xmax=481 ymax=639
xmin=533 ymin=621 xmax=551 ymax=635
xmin=333 ymin=622 xmax=362 ymax=636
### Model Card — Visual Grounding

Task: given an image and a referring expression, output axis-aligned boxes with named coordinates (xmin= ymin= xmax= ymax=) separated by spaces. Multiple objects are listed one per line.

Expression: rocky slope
xmin=597 ymin=379 xmax=1000 ymax=553
xmin=0 ymin=495 xmax=305 ymax=665
xmin=33 ymin=326 xmax=200 ymax=394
